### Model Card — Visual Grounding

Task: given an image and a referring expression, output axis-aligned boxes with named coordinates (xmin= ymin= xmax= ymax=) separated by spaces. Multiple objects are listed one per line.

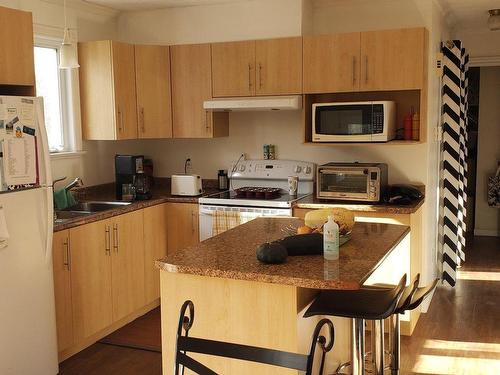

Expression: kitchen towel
xmin=0 ymin=205 xmax=9 ymax=249
xmin=212 ymin=210 xmax=241 ymax=236
xmin=212 ymin=210 xmax=257 ymax=237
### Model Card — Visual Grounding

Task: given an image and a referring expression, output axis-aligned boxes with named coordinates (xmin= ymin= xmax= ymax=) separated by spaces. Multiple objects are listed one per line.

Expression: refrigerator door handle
xmin=35 ymin=97 xmax=53 ymax=188
xmin=44 ymin=186 xmax=54 ymax=265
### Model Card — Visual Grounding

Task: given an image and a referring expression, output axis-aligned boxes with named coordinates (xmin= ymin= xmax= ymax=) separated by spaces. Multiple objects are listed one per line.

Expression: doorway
xmin=466 ymin=65 xmax=500 ymax=238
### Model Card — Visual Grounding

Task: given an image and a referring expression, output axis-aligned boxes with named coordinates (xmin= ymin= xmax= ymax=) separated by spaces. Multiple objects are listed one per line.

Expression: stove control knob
xmin=305 ymin=166 xmax=312 ymax=174
xmin=294 ymin=165 xmax=302 ymax=173
xmin=239 ymin=164 xmax=246 ymax=172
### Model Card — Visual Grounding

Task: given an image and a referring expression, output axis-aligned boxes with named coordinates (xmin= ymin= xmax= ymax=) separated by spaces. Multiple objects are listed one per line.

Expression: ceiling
xmin=438 ymin=0 xmax=500 ymax=30
xmin=83 ymin=0 xmax=249 ymax=11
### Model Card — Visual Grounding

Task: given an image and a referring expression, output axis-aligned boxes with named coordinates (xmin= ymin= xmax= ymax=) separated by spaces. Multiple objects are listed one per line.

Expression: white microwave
xmin=312 ymin=101 xmax=396 ymax=142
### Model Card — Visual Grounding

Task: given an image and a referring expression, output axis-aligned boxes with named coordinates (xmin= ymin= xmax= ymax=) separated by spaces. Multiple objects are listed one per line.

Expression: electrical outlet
xmin=185 ymin=158 xmax=192 ymax=174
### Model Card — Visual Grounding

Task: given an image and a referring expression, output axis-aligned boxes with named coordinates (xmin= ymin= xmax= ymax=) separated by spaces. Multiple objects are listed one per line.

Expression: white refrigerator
xmin=0 ymin=96 xmax=59 ymax=374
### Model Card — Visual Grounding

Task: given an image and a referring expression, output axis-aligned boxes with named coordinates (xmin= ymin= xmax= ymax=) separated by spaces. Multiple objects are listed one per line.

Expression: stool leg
xmin=351 ymin=318 xmax=365 ymax=375
xmin=390 ymin=314 xmax=400 ymax=375
xmin=373 ymin=319 xmax=384 ymax=375
xmin=371 ymin=320 xmax=376 ymax=370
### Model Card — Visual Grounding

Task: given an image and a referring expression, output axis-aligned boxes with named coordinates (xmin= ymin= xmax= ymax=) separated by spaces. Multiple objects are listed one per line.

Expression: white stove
xmin=199 ymin=159 xmax=315 ymax=240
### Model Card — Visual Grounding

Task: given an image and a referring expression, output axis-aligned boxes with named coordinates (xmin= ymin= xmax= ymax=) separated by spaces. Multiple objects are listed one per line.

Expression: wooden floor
xmin=400 ymin=235 xmax=500 ymax=375
xmin=59 ymin=236 xmax=500 ymax=375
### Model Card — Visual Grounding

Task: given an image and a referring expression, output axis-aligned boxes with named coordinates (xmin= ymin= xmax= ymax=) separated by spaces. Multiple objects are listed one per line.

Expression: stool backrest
xmin=406 ymin=278 xmax=439 ymax=311
xmin=395 ymin=273 xmax=421 ymax=314
xmin=174 ymin=300 xmax=335 ymax=375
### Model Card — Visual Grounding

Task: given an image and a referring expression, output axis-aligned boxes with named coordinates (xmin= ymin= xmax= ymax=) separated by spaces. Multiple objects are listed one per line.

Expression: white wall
xmin=475 ymin=67 xmax=500 ymax=237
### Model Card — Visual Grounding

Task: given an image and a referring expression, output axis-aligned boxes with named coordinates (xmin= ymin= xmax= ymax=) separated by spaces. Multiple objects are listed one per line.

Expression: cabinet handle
xmin=63 ymin=238 xmax=70 ymax=270
xmin=364 ymin=55 xmax=368 ymax=84
xmin=248 ymin=63 xmax=252 ymax=91
xmin=191 ymin=211 xmax=195 ymax=234
xmin=140 ymin=107 xmax=145 ymax=133
xmin=117 ymin=108 xmax=123 ymax=132
xmin=205 ymin=110 xmax=211 ymax=133
xmin=258 ymin=63 xmax=263 ymax=89
xmin=352 ymin=56 xmax=356 ymax=85
xmin=113 ymin=223 xmax=119 ymax=252
xmin=105 ymin=226 xmax=111 ymax=255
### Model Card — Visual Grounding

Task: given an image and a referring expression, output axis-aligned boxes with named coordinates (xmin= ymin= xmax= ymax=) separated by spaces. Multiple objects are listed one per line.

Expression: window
xmin=34 ymin=42 xmax=70 ymax=152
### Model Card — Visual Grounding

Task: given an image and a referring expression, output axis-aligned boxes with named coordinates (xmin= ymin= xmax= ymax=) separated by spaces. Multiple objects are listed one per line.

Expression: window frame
xmin=34 ymin=35 xmax=74 ymax=154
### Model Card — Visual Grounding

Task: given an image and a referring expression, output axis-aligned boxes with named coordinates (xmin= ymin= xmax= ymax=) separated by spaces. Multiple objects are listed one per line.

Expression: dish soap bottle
xmin=323 ymin=215 xmax=339 ymax=260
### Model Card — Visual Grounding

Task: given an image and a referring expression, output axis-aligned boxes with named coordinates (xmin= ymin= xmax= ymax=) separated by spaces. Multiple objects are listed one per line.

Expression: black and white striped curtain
xmin=439 ymin=40 xmax=469 ymax=287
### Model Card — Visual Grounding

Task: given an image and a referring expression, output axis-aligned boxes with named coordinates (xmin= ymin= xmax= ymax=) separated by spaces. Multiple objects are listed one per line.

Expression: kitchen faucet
xmin=64 ymin=177 xmax=84 ymax=191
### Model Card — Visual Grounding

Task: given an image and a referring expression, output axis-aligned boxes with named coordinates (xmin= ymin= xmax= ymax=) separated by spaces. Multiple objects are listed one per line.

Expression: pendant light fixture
xmin=59 ymin=0 xmax=79 ymax=69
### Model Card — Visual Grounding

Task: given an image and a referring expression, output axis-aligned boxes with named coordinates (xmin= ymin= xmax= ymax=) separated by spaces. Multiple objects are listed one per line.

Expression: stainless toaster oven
xmin=316 ymin=163 xmax=388 ymax=202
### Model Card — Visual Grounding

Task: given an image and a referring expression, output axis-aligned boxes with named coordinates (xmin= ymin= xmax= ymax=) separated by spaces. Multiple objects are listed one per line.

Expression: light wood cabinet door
xmin=0 ymin=6 xmax=34 ymax=86
xmin=52 ymin=230 xmax=73 ymax=353
xmin=79 ymin=40 xmax=116 ymax=140
xmin=111 ymin=210 xmax=145 ymax=322
xmin=255 ymin=37 xmax=302 ymax=95
xmin=135 ymin=45 xmax=173 ymax=139
xmin=112 ymin=41 xmax=138 ymax=140
xmin=303 ymin=33 xmax=361 ymax=93
xmin=212 ymin=40 xmax=256 ymax=97
xmin=70 ymin=219 xmax=113 ymax=340
xmin=360 ymin=28 xmax=426 ymax=91
xmin=144 ymin=204 xmax=168 ymax=304
xmin=79 ymin=40 xmax=138 ymax=140
xmin=166 ymin=203 xmax=199 ymax=254
xmin=171 ymin=43 xmax=215 ymax=138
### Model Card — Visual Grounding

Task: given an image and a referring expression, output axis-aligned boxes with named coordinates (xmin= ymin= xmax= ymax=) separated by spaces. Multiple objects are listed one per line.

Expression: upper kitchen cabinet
xmin=211 ymin=37 xmax=302 ymax=97
xmin=212 ymin=40 xmax=255 ymax=97
xmin=255 ymin=37 xmax=302 ymax=95
xmin=0 ymin=6 xmax=35 ymax=87
xmin=170 ymin=43 xmax=228 ymax=138
xmin=360 ymin=28 xmax=427 ymax=91
xmin=303 ymin=33 xmax=361 ymax=93
xmin=135 ymin=45 xmax=173 ymax=139
xmin=79 ymin=40 xmax=138 ymax=140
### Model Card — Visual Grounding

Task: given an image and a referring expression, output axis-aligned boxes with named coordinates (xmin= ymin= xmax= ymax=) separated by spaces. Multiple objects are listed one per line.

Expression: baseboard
xmin=473 ymin=229 xmax=500 ymax=237
xmin=58 ymin=299 xmax=160 ymax=363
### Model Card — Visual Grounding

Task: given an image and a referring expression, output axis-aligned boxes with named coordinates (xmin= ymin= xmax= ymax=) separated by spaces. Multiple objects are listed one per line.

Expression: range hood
xmin=203 ymin=95 xmax=302 ymax=111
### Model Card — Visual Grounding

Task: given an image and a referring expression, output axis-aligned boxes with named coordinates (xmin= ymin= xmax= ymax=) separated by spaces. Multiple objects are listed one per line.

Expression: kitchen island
xmin=157 ymin=217 xmax=410 ymax=374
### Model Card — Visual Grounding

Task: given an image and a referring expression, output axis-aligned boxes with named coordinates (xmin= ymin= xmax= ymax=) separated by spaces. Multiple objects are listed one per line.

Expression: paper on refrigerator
xmin=2 ymin=136 xmax=37 ymax=186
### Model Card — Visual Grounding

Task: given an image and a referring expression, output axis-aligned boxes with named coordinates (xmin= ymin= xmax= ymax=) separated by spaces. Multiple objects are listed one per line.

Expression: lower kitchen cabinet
xmin=52 ymin=230 xmax=74 ymax=353
xmin=70 ymin=218 xmax=113 ymax=340
xmin=111 ymin=209 xmax=145 ymax=321
xmin=166 ymin=203 xmax=199 ymax=254
xmin=144 ymin=204 xmax=168 ymax=304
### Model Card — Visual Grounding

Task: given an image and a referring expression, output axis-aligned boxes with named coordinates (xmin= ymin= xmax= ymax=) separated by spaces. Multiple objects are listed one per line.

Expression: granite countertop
xmin=156 ymin=217 xmax=410 ymax=290
xmin=53 ymin=179 xmax=220 ymax=232
xmin=294 ymin=195 xmax=425 ymax=214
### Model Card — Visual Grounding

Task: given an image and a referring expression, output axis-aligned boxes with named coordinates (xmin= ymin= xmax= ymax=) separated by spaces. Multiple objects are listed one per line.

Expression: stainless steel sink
xmin=63 ymin=201 xmax=132 ymax=214
xmin=55 ymin=201 xmax=132 ymax=223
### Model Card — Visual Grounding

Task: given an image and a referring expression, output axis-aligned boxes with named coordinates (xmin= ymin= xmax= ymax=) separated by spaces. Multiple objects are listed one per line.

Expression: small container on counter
xmin=404 ymin=113 xmax=413 ymax=140
xmin=263 ymin=144 xmax=269 ymax=160
xmin=268 ymin=144 xmax=276 ymax=160
xmin=218 ymin=169 xmax=229 ymax=190
xmin=412 ymin=112 xmax=420 ymax=141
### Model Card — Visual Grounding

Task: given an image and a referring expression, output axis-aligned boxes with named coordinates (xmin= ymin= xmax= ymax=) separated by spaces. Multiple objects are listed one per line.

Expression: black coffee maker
xmin=115 ymin=155 xmax=152 ymax=200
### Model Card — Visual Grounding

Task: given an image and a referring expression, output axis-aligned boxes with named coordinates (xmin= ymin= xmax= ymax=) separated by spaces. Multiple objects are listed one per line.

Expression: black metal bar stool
xmin=387 ymin=277 xmax=439 ymax=375
xmin=303 ymin=274 xmax=407 ymax=375
xmin=175 ymin=300 xmax=335 ymax=375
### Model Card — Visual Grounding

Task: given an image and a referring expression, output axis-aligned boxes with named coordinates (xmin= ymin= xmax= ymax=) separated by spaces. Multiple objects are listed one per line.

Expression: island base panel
xmin=160 ymin=271 xmax=352 ymax=374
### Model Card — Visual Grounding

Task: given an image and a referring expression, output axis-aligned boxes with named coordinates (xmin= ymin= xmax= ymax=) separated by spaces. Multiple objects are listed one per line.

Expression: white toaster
xmin=171 ymin=174 xmax=203 ymax=196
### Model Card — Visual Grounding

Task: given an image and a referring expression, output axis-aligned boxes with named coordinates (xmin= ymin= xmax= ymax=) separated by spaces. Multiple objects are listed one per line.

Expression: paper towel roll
xmin=0 ymin=205 xmax=9 ymax=249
